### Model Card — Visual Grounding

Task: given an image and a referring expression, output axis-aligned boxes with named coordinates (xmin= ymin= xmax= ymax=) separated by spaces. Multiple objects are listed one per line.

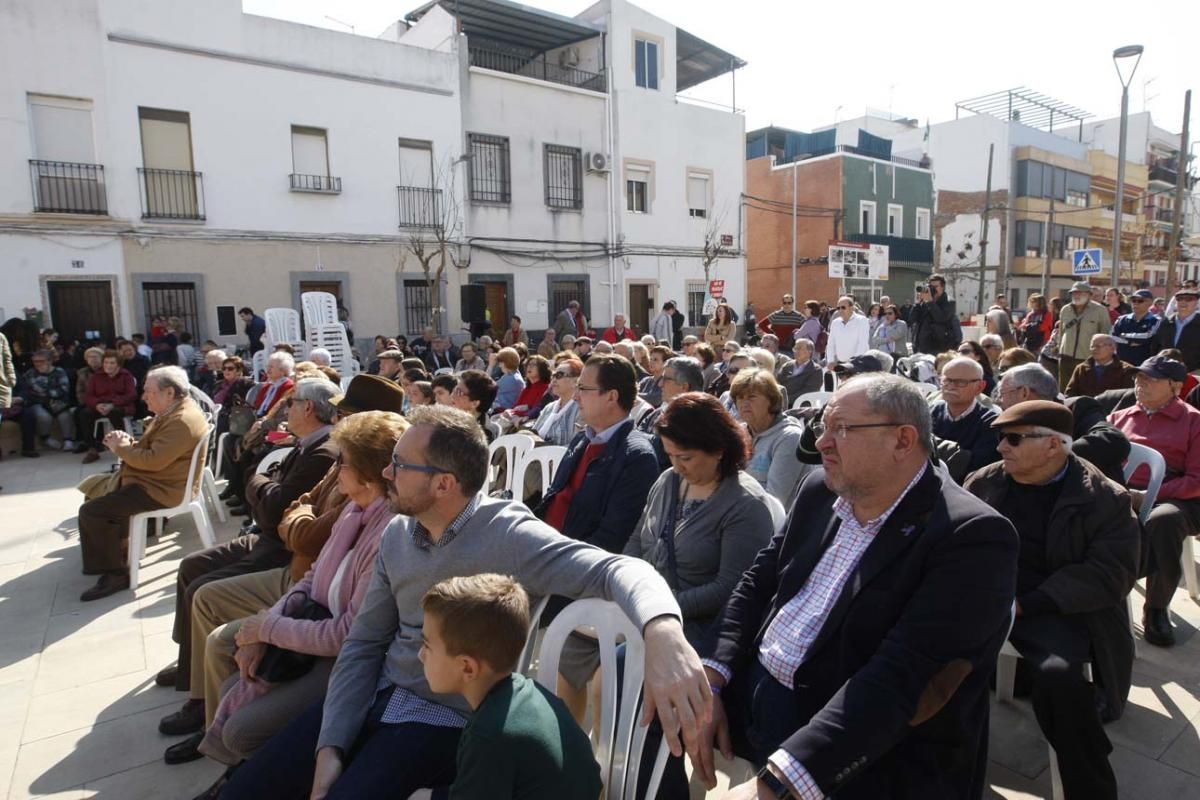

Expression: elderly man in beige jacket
xmin=78 ymin=365 xmax=208 ymax=601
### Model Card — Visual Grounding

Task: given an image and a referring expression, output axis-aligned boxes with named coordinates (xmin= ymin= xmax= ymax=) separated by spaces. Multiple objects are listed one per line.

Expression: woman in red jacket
xmin=507 ymin=355 xmax=552 ymax=419
xmin=78 ymin=350 xmax=137 ymax=463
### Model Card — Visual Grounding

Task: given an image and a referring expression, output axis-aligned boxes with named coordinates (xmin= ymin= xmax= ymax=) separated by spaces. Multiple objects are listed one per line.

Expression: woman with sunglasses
xmin=871 ymin=304 xmax=910 ymax=357
xmin=532 ymin=360 xmax=583 ymax=446
xmin=955 ymin=340 xmax=996 ymax=394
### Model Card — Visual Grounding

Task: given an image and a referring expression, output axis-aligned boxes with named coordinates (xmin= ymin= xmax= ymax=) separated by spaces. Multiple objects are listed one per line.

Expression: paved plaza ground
xmin=1 ymin=448 xmax=1200 ymax=798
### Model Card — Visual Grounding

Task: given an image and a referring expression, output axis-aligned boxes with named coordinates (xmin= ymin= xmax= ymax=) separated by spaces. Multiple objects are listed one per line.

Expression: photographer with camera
xmin=912 ymin=274 xmax=960 ymax=355
xmin=1057 ymin=281 xmax=1112 ymax=390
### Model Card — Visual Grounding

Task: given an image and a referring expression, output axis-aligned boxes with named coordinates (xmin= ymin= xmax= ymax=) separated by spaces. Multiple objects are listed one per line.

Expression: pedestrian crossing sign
xmin=1071 ymin=248 xmax=1102 ymax=276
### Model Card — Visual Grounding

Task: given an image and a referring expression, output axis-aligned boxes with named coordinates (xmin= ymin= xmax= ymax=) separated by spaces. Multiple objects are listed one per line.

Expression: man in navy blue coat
xmin=690 ymin=374 xmax=1018 ymax=800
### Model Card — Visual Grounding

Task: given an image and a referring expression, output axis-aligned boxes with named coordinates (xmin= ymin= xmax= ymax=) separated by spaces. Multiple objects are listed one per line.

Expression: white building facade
xmin=0 ymin=0 xmax=746 ymax=349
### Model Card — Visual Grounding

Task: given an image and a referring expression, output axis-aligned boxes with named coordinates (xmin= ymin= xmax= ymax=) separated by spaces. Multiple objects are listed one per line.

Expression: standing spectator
xmin=176 ymin=332 xmax=196 ymax=377
xmin=795 ymin=301 xmax=824 ymax=356
xmin=966 ymin=400 xmax=1137 ymax=779
xmin=1164 ymin=279 xmax=1200 ymax=317
xmin=1108 ymin=355 xmax=1200 ymax=647
xmin=912 ymin=275 xmax=957 ymax=354
xmin=871 ymin=305 xmax=909 ymax=357
xmin=1065 ymin=334 xmax=1137 ymax=397
xmin=1152 ymin=286 xmax=1200 ymax=371
xmin=552 ymin=300 xmax=588 ymax=341
xmin=1057 ymin=282 xmax=1112 ymax=389
xmin=491 ymin=348 xmax=526 ymax=412
xmin=501 ymin=315 xmax=528 ymax=347
xmin=131 ymin=332 xmax=152 ymax=360
xmin=731 ymin=368 xmax=809 ymax=502
xmin=755 ymin=293 xmax=806 ymax=346
xmin=1105 ymin=288 xmax=1132 ymax=324
xmin=239 ymin=307 xmax=266 ymax=355
xmin=931 ymin=356 xmax=1000 ymax=473
xmin=1111 ymin=289 xmax=1162 ymax=366
xmin=742 ymin=302 xmax=757 ymax=344
xmin=866 ymin=303 xmax=884 ymax=336
xmin=366 ymin=336 xmax=389 ymax=374
xmin=985 ymin=309 xmax=1018 ymax=350
xmin=670 ymin=300 xmax=685 ymax=350
xmin=16 ymin=350 xmax=75 ymax=455
xmin=600 ymin=313 xmax=636 ymax=344
xmin=1019 ymin=293 xmax=1054 ymax=353
xmin=649 ymin=302 xmax=676 ymax=344
xmin=988 ymin=295 xmax=1013 ymax=320
xmin=703 ymin=304 xmax=736 ymax=349
xmin=453 ymin=342 xmax=486 ymax=373
xmin=78 ymin=350 xmax=137 ymax=463
xmin=825 ymin=295 xmax=871 ymax=368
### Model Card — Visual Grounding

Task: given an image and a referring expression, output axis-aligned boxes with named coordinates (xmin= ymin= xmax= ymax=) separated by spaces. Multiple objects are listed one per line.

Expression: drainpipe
xmin=604 ymin=28 xmax=618 ymax=320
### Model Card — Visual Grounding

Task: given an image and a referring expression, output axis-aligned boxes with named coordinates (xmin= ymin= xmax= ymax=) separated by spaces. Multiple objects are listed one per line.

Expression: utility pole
xmin=790 ymin=162 xmax=798 ymax=301
xmin=1166 ymin=90 xmax=1192 ymax=295
xmin=1040 ymin=197 xmax=1056 ymax=298
xmin=977 ymin=144 xmax=995 ymax=314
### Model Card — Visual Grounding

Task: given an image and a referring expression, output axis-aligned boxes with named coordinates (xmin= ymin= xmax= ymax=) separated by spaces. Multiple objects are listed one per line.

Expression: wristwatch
xmin=757 ymin=765 xmax=793 ymax=799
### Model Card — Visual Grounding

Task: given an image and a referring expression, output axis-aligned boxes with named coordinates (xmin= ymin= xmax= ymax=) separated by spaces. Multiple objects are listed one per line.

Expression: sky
xmin=243 ymin=0 xmax=1199 ymax=139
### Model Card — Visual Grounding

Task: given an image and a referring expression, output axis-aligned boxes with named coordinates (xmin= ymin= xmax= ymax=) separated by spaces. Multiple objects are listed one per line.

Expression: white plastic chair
xmin=537 ymin=599 xmax=669 ymax=800
xmin=201 ymin=464 xmax=227 ymax=523
xmin=189 ymin=387 xmax=218 ymax=423
xmin=764 ymin=493 xmax=787 ymax=534
xmin=307 ymin=324 xmax=355 ymax=377
xmin=515 ymin=445 xmax=567 ymax=499
xmin=488 ymin=434 xmax=535 ymax=495
xmin=128 ymin=427 xmax=217 ymax=589
xmin=516 ymin=594 xmax=552 ymax=676
xmin=792 ymin=391 xmax=833 ymax=410
xmin=251 ymin=350 xmax=267 ymax=382
xmin=909 ymin=381 xmax=939 ymax=397
xmin=256 ymin=446 xmax=295 ymax=475
xmin=265 ymin=307 xmax=303 ymax=347
xmin=1122 ymin=442 xmax=1197 ymax=605
xmin=301 ymin=292 xmax=339 ymax=329
xmin=93 ymin=415 xmax=134 ymax=441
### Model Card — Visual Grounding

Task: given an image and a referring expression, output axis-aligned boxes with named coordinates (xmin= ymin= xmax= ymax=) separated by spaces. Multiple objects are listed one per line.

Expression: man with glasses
xmin=931 ymin=357 xmax=999 ymax=473
xmin=825 ymin=296 xmax=871 ymax=370
xmin=978 ymin=334 xmax=1004 ymax=370
xmin=220 ymin=405 xmax=710 ymax=800
xmin=1064 ymin=334 xmax=1136 ymax=398
xmin=966 ymin=401 xmax=1136 ymax=794
xmin=756 ymin=293 xmax=806 ymax=347
xmin=780 ymin=338 xmax=823 ymax=403
xmin=638 ymin=356 xmax=705 ymax=470
xmin=691 ymin=374 xmax=1018 ymax=800
xmin=1111 ymin=289 xmax=1161 ymax=366
xmin=1153 ymin=286 xmax=1200 ymax=372
xmin=155 ymin=378 xmax=341 ymax=718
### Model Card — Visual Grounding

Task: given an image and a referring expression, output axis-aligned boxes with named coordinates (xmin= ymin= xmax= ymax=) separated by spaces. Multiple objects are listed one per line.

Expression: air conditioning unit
xmin=586 ymin=152 xmax=611 ymax=173
xmin=558 ymin=46 xmax=580 ymax=67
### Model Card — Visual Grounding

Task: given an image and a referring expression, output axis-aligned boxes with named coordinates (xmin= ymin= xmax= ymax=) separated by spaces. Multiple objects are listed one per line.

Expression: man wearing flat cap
xmin=966 ymin=400 xmax=1138 ymax=799
xmin=1152 ymin=287 xmax=1200 ymax=371
xmin=375 ymin=349 xmax=404 ymax=381
xmin=1109 ymin=355 xmax=1200 ymax=646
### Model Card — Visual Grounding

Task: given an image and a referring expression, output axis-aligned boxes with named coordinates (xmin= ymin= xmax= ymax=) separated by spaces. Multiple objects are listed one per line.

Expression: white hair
xmin=942 ymin=356 xmax=983 ymax=379
xmin=148 ymin=365 xmax=190 ymax=399
xmin=1030 ymin=425 xmax=1073 ymax=452
xmin=268 ymin=351 xmax=295 ymax=374
xmin=979 ymin=334 xmax=1003 ymax=349
xmin=746 ymin=347 xmax=776 ymax=372
xmin=308 ymin=347 xmax=332 ymax=367
xmin=206 ymin=349 xmax=227 ymax=363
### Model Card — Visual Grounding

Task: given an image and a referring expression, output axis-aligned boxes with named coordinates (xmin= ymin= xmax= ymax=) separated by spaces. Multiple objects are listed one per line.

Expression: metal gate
xmin=142 ymin=282 xmax=200 ymax=338
xmin=549 ymin=279 xmax=587 ymax=322
xmin=47 ymin=280 xmax=115 ymax=344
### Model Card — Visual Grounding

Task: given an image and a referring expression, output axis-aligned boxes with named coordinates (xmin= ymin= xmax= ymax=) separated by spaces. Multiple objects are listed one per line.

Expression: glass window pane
xmin=647 ymin=41 xmax=658 ymax=89
xmin=635 ymin=40 xmax=646 ymax=87
xmin=1026 ymin=162 xmax=1043 ymax=198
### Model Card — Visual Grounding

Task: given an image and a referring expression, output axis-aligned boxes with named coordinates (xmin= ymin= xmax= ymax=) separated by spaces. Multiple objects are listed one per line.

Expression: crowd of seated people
xmin=18 ymin=285 xmax=1200 ymax=800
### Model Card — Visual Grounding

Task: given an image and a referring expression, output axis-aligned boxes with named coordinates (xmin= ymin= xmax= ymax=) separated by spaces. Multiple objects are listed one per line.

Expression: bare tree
xmin=399 ymin=155 xmax=465 ymax=333
xmin=701 ymin=202 xmax=732 ymax=286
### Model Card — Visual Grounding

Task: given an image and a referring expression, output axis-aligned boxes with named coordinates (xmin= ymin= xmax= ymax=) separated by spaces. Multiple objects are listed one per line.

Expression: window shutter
xmin=291 ymin=129 xmax=328 ymax=176
xmin=687 ymin=174 xmax=708 ymax=211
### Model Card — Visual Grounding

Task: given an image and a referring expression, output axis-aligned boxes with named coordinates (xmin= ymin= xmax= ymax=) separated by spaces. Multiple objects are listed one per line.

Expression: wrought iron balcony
xmin=468 ymin=46 xmax=605 ymax=92
xmin=29 ymin=160 xmax=108 ymax=214
xmin=397 ymin=186 xmax=441 ymax=229
xmin=843 ymin=234 xmax=934 ymax=265
xmin=289 ymin=173 xmax=341 ymax=193
xmin=138 ymin=167 xmax=205 ymax=221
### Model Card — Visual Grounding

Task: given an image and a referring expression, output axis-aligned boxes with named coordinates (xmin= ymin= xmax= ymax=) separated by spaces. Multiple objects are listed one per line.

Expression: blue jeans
xmin=221 ymin=688 xmax=462 ymax=800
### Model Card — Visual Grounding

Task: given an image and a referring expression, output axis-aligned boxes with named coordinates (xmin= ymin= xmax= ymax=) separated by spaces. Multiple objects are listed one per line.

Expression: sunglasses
xmin=999 ymin=432 xmax=1053 ymax=447
xmin=552 ymin=371 xmax=573 ymax=379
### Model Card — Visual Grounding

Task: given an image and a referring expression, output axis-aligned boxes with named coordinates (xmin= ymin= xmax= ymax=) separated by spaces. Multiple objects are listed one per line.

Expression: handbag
xmin=253 ymin=591 xmax=332 ymax=683
xmin=227 ymin=400 xmax=255 ymax=437
xmin=77 ymin=470 xmax=121 ymax=501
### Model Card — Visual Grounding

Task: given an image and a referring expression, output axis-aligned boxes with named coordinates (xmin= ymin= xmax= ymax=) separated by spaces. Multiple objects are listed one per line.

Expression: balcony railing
xmin=843 ymin=233 xmax=934 ymax=265
xmin=289 ymin=173 xmax=341 ymax=193
xmin=786 ymin=145 xmax=930 ymax=170
xmin=138 ymin=168 xmax=205 ymax=221
xmin=468 ymin=46 xmax=606 ymax=92
xmin=29 ymin=160 xmax=108 ymax=214
xmin=397 ymin=186 xmax=441 ymax=229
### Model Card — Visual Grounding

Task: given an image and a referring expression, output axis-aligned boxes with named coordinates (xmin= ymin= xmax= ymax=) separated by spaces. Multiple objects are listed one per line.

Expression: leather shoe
xmin=159 ymin=699 xmax=205 ymax=736
xmin=1143 ymin=608 xmax=1176 ymax=647
xmin=164 ymin=731 xmax=205 ymax=765
xmin=80 ymin=573 xmax=129 ymax=602
xmin=217 ymin=486 xmax=237 ymax=500
xmin=155 ymin=664 xmax=179 ymax=688
xmin=192 ymin=766 xmax=236 ymax=800
xmin=227 ymin=504 xmax=249 ymax=516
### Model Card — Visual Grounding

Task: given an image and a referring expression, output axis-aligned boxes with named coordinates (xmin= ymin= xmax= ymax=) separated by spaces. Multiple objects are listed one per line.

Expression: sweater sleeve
xmin=676 ymin=494 xmax=774 ymax=621
xmin=260 ymin=551 xmax=376 ymax=657
xmin=765 ymin=427 xmax=810 ymax=503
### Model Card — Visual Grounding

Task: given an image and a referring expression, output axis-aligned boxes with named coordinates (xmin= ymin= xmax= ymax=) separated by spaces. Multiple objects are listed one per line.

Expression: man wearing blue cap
xmin=1110 ymin=289 xmax=1161 ymax=366
xmin=1152 ymin=287 xmax=1200 ymax=371
xmin=1108 ymin=355 xmax=1200 ymax=646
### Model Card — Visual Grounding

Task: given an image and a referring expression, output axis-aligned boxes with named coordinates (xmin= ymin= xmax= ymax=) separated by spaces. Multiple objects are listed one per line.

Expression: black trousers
xmin=78 ymin=484 xmax=164 ymax=574
xmin=1141 ymin=498 xmax=1200 ymax=609
xmin=75 ymin=405 xmax=126 ymax=447
xmin=169 ymin=534 xmax=290 ymax=690
xmin=1010 ymin=614 xmax=1117 ymax=800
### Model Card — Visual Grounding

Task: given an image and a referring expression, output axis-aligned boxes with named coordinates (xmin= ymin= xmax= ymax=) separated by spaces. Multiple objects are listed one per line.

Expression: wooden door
xmin=47 ymin=280 xmax=115 ymax=344
xmin=481 ymin=282 xmax=508 ymax=334
xmin=628 ymin=283 xmax=653 ymax=336
xmin=299 ymin=281 xmax=342 ymax=303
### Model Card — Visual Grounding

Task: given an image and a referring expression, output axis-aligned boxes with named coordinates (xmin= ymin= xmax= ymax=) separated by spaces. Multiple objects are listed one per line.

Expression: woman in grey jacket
xmin=730 ymin=367 xmax=812 ymax=502
xmin=624 ymin=392 xmax=774 ymax=642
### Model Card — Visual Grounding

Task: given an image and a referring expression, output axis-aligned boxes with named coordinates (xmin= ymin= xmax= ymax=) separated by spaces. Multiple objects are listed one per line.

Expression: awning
xmin=406 ymin=0 xmax=603 ymax=52
xmin=676 ymin=26 xmax=746 ymax=92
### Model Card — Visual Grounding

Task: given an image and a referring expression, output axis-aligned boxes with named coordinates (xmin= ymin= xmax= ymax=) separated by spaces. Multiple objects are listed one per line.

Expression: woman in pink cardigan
xmin=184 ymin=411 xmax=407 ymax=776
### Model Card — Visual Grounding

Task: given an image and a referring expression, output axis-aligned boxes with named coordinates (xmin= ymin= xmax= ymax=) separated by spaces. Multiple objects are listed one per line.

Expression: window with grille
xmin=687 ymin=173 xmax=709 ymax=219
xmin=626 ymin=163 xmax=651 ymax=213
xmin=686 ymin=280 xmax=707 ymax=326
xmin=403 ymin=280 xmax=434 ymax=333
xmin=468 ymin=133 xmax=510 ymax=203
xmin=544 ymin=144 xmax=582 ymax=210
xmin=142 ymin=282 xmax=199 ymax=338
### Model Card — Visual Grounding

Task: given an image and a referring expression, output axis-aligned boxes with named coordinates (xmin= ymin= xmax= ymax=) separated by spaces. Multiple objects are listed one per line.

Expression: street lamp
xmin=1111 ymin=44 xmax=1144 ymax=288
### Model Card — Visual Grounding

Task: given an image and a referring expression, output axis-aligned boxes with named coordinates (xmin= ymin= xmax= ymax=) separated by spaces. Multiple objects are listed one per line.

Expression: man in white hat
xmin=1056 ymin=281 xmax=1111 ymax=390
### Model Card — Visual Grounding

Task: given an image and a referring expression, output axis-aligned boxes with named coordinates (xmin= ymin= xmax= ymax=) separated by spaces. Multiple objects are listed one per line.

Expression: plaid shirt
xmin=706 ymin=464 xmax=927 ymax=800
xmin=379 ymin=494 xmax=482 ymax=726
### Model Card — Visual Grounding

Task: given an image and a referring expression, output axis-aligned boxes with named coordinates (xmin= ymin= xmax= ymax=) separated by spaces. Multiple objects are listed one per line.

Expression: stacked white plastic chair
xmin=303 ymin=292 xmax=358 ymax=377
xmin=264 ymin=307 xmax=306 ymax=358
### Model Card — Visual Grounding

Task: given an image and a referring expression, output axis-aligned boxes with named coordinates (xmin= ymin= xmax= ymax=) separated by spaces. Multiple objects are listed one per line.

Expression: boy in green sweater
xmin=420 ymin=574 xmax=602 ymax=800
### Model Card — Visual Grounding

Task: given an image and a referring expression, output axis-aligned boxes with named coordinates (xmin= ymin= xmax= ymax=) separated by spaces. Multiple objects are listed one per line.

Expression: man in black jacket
xmin=692 ymin=374 xmax=1017 ymax=800
xmin=966 ymin=401 xmax=1138 ymax=798
xmin=913 ymin=274 xmax=957 ymax=354
xmin=1152 ymin=287 xmax=1200 ymax=371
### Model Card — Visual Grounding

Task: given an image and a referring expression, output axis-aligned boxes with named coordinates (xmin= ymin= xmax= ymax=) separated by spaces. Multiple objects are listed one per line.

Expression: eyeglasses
xmin=999 ymin=432 xmax=1053 ymax=447
xmin=982 ymin=344 xmax=1001 ymax=350
xmin=811 ymin=418 xmax=904 ymax=439
xmin=389 ymin=453 xmax=452 ymax=475
xmin=552 ymin=371 xmax=572 ymax=379
xmin=837 ymin=305 xmax=850 ymax=310
xmin=576 ymin=384 xmax=607 ymax=393
xmin=940 ymin=377 xmax=979 ymax=388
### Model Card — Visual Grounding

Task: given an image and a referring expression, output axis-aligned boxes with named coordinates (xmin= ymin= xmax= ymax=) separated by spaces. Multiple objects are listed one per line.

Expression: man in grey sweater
xmin=220 ymin=406 xmax=709 ymax=800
